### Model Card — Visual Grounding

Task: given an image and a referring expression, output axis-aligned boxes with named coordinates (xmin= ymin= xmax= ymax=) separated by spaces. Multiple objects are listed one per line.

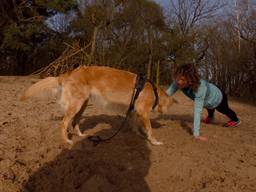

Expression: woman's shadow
xmin=22 ymin=114 xmax=151 ymax=192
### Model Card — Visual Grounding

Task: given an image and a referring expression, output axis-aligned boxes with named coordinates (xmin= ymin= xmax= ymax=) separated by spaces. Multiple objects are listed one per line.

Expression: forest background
xmin=0 ymin=0 xmax=255 ymax=101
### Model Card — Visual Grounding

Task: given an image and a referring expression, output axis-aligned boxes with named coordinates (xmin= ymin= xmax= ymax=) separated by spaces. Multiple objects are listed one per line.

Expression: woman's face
xmin=176 ymin=75 xmax=188 ymax=89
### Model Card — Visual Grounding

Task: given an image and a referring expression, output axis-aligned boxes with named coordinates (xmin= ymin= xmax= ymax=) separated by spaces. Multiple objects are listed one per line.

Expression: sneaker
xmin=202 ymin=117 xmax=214 ymax=124
xmin=224 ymin=119 xmax=241 ymax=127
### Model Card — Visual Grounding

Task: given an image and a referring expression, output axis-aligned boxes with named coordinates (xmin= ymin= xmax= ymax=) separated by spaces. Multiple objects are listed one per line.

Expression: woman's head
xmin=174 ymin=63 xmax=200 ymax=91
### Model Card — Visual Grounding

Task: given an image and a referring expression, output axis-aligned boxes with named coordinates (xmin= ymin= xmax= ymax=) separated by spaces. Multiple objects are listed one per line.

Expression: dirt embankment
xmin=0 ymin=76 xmax=255 ymax=192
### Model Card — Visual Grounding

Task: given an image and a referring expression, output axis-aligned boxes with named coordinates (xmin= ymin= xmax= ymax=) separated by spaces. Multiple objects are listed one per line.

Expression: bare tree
xmin=239 ymin=10 xmax=256 ymax=43
xmin=170 ymin=0 xmax=224 ymax=34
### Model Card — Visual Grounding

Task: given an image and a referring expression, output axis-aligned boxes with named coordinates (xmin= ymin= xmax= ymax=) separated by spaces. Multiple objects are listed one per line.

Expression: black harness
xmin=129 ymin=74 xmax=159 ymax=111
xmin=88 ymin=74 xmax=159 ymax=145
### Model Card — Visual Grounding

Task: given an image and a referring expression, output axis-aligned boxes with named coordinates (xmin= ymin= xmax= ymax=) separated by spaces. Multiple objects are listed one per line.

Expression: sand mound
xmin=0 ymin=76 xmax=255 ymax=192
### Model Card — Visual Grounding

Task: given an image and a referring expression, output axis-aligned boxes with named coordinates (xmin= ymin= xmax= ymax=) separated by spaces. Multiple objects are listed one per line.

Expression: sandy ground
xmin=0 ymin=76 xmax=256 ymax=192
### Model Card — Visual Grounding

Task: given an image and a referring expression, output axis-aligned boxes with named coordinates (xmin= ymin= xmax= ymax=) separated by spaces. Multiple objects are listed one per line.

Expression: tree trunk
xmin=146 ymin=28 xmax=153 ymax=80
xmin=156 ymin=60 xmax=160 ymax=86
xmin=89 ymin=25 xmax=99 ymax=65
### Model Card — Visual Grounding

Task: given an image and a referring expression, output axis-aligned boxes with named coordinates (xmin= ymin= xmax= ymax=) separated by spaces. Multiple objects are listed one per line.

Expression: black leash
xmin=87 ymin=74 xmax=158 ymax=146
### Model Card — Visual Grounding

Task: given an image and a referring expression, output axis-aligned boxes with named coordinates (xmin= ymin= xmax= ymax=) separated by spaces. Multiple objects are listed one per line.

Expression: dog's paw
xmin=149 ymin=138 xmax=163 ymax=145
xmin=66 ymin=139 xmax=73 ymax=145
xmin=74 ymin=125 xmax=87 ymax=137
xmin=152 ymin=141 xmax=163 ymax=145
xmin=77 ymin=132 xmax=87 ymax=137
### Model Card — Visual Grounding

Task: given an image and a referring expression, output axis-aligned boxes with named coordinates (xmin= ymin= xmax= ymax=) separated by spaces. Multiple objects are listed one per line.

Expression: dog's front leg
xmin=138 ymin=113 xmax=163 ymax=145
xmin=61 ymin=98 xmax=87 ymax=144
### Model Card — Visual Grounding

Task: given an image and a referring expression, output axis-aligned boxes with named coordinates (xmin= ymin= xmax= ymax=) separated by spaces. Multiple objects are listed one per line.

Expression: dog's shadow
xmin=22 ymin=114 xmax=152 ymax=192
xmin=79 ymin=114 xmax=163 ymax=137
xmin=80 ymin=114 xmax=128 ymax=132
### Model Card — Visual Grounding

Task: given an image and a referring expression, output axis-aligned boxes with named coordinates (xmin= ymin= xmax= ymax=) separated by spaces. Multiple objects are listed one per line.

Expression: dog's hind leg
xmin=61 ymin=98 xmax=87 ymax=144
xmin=137 ymin=112 xmax=163 ymax=145
xmin=72 ymin=100 xmax=88 ymax=137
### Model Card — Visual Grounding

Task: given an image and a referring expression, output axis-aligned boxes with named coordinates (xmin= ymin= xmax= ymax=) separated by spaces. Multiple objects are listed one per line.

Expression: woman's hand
xmin=194 ymin=136 xmax=208 ymax=141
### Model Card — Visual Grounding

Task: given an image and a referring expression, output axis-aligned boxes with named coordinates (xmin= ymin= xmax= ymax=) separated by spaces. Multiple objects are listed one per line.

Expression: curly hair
xmin=174 ymin=63 xmax=200 ymax=92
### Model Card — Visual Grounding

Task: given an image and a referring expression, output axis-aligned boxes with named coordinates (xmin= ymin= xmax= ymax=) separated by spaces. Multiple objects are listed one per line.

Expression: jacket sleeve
xmin=193 ymin=82 xmax=207 ymax=137
xmin=166 ymin=81 xmax=178 ymax=96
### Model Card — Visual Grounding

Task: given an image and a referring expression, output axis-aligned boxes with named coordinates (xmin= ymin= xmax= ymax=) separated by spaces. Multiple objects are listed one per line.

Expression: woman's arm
xmin=193 ymin=97 xmax=205 ymax=137
xmin=166 ymin=81 xmax=178 ymax=96
xmin=193 ymin=81 xmax=207 ymax=138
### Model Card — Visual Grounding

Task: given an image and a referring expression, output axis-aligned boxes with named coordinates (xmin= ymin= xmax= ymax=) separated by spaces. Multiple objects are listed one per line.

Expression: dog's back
xmin=58 ymin=66 xmax=172 ymax=114
xmin=58 ymin=66 xmax=137 ymax=114
xmin=83 ymin=66 xmax=136 ymax=106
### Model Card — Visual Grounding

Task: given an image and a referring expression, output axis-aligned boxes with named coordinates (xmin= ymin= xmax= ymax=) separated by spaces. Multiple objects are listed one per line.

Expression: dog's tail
xmin=20 ymin=77 xmax=60 ymax=101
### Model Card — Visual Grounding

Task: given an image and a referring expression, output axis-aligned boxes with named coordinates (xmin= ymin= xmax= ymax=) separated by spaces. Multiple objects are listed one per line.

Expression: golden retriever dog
xmin=21 ymin=66 xmax=175 ymax=145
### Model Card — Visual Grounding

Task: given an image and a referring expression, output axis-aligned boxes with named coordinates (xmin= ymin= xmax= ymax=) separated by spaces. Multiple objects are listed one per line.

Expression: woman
xmin=166 ymin=63 xmax=241 ymax=141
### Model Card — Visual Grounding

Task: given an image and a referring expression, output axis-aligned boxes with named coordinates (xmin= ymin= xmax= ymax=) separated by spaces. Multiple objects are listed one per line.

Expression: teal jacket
xmin=166 ymin=79 xmax=223 ymax=136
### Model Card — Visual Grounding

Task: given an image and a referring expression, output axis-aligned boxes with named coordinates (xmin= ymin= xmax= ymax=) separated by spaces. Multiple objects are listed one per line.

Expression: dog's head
xmin=156 ymin=89 xmax=178 ymax=113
